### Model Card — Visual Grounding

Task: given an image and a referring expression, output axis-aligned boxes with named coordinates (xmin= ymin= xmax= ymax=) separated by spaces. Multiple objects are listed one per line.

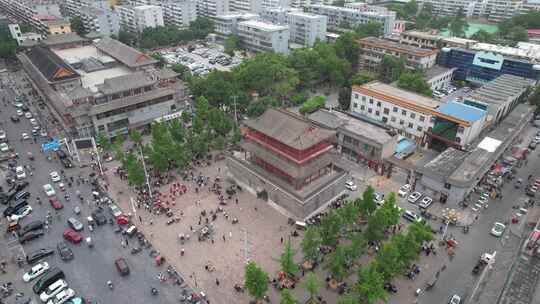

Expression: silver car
xmin=67 ymin=218 xmax=83 ymax=231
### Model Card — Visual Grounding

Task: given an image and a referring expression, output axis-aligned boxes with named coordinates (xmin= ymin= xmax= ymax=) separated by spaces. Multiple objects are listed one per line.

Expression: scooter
xmin=107 ymin=281 xmax=114 ymax=290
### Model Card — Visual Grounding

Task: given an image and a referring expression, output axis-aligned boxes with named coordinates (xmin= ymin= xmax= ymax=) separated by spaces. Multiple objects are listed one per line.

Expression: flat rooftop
xmin=358 ymin=37 xmax=438 ymax=57
xmin=238 ymin=20 xmax=288 ymax=31
xmin=53 ymin=45 xmax=131 ymax=92
xmin=470 ymin=42 xmax=540 ymax=61
xmin=420 ymin=147 xmax=468 ymax=179
xmin=353 ymin=82 xmax=442 ymax=111
xmin=467 ymin=74 xmax=533 ymax=105
xmin=436 ymin=101 xmax=486 ymax=123
xmin=424 ymin=65 xmax=455 ymax=79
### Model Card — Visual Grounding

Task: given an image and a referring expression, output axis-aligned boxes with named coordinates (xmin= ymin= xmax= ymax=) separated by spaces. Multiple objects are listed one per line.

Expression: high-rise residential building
xmin=213 ymin=12 xmax=258 ymax=38
xmin=117 ymin=5 xmax=164 ymax=33
xmin=237 ymin=19 xmax=289 ymax=54
xmin=66 ymin=6 xmax=120 ymax=36
xmin=230 ymin=0 xmax=262 ymax=13
xmin=417 ymin=0 xmax=525 ymax=22
xmin=261 ymin=7 xmax=327 ymax=47
xmin=196 ymin=0 xmax=229 ymax=17
xmin=124 ymin=0 xmax=197 ymax=28
xmin=307 ymin=4 xmax=395 ymax=36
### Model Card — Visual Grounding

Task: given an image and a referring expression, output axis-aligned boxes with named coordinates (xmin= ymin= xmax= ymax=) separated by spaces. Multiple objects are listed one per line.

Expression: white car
xmin=10 ymin=205 xmax=32 ymax=221
xmin=408 ymin=191 xmax=422 ymax=203
xmin=43 ymin=184 xmax=56 ymax=197
xmin=449 ymin=294 xmax=461 ymax=304
xmin=0 ymin=142 xmax=9 ymax=152
xmin=0 ymin=130 xmax=6 ymax=140
xmin=46 ymin=287 xmax=74 ymax=304
xmin=418 ymin=197 xmax=433 ymax=209
xmin=22 ymin=262 xmax=50 ymax=282
xmin=40 ymin=279 xmax=68 ymax=302
xmin=13 ymin=102 xmax=23 ymax=108
xmin=16 ymin=166 xmax=26 ymax=179
xmin=29 ymin=118 xmax=38 ymax=126
xmin=345 ymin=181 xmax=357 ymax=191
xmin=16 ymin=109 xmax=23 ymax=116
xmin=50 ymin=171 xmax=61 ymax=183
xmin=109 ymin=204 xmax=123 ymax=218
xmin=491 ymin=222 xmax=506 ymax=237
xmin=398 ymin=184 xmax=411 ymax=197
xmin=21 ymin=133 xmax=30 ymax=140
xmin=24 ymin=112 xmax=33 ymax=119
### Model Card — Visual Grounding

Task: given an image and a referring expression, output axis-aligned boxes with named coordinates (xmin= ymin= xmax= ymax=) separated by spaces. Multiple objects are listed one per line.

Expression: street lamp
xmin=138 ymin=145 xmax=153 ymax=200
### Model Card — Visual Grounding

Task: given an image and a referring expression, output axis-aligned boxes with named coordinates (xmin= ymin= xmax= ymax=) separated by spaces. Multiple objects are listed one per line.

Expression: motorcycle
xmin=131 ymin=247 xmax=142 ymax=255
xmin=107 ymin=281 xmax=114 ymax=290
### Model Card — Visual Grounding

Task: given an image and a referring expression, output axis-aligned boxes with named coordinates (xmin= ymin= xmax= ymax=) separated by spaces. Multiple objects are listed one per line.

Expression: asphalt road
xmin=0 ymin=71 xmax=182 ymax=303
xmin=418 ymin=137 xmax=540 ymax=304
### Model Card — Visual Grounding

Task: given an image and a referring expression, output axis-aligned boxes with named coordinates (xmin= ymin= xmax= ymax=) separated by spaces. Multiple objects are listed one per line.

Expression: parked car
xmin=10 ymin=115 xmax=20 ymax=123
xmin=49 ymin=198 xmax=63 ymax=210
xmin=402 ymin=210 xmax=422 ymax=222
xmin=418 ymin=197 xmax=433 ymax=209
xmin=32 ymin=267 xmax=64 ymax=294
xmin=408 ymin=191 xmax=422 ymax=204
xmin=50 ymin=172 xmax=61 ymax=183
xmin=398 ymin=184 xmax=411 ymax=197
xmin=47 ymin=287 xmax=75 ymax=304
xmin=60 ymin=159 xmax=72 ymax=169
xmin=43 ymin=184 xmax=56 ymax=197
xmin=449 ymin=294 xmax=461 ymax=304
xmin=56 ymin=242 xmax=74 ymax=261
xmin=108 ymin=204 xmax=122 ymax=218
xmin=22 ymin=262 xmax=50 ymax=282
xmin=67 ymin=218 xmax=83 ymax=231
xmin=91 ymin=210 xmax=107 ymax=225
xmin=15 ymin=166 xmax=26 ymax=179
xmin=114 ymin=258 xmax=130 ymax=276
xmin=0 ymin=142 xmax=9 ymax=152
xmin=19 ymin=220 xmax=44 ymax=237
xmin=63 ymin=229 xmax=82 ymax=244
xmin=19 ymin=229 xmax=44 ymax=244
xmin=345 ymin=181 xmax=357 ymax=191
xmin=10 ymin=205 xmax=32 ymax=221
xmin=26 ymin=248 xmax=54 ymax=264
xmin=40 ymin=279 xmax=68 ymax=302
xmin=490 ymin=222 xmax=506 ymax=237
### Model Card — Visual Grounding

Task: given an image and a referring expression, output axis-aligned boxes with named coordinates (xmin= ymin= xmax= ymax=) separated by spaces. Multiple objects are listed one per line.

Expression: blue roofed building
xmin=426 ymin=101 xmax=487 ymax=152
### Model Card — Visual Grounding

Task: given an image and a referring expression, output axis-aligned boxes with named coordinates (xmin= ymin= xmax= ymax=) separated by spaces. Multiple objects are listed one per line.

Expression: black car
xmin=19 ymin=220 xmax=44 ymax=237
xmin=9 ymin=182 xmax=29 ymax=193
xmin=91 ymin=210 xmax=107 ymax=225
xmin=57 ymin=242 xmax=74 ymax=261
xmin=60 ymin=158 xmax=73 ymax=169
xmin=10 ymin=115 xmax=20 ymax=123
xmin=19 ymin=229 xmax=44 ymax=244
xmin=26 ymin=248 xmax=54 ymax=264
xmin=530 ymin=142 xmax=537 ymax=150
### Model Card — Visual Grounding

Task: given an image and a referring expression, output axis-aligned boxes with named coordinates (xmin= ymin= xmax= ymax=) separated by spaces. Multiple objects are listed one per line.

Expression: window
xmin=444 ymin=183 xmax=451 ymax=190
xmin=375 ymin=111 xmax=380 ymax=116
xmin=353 ymin=102 xmax=358 ymax=108
xmin=417 ymin=126 xmax=423 ymax=132
xmin=390 ymin=116 xmax=396 ymax=122
xmin=382 ymin=117 xmax=388 ymax=123
xmin=369 ymin=98 xmax=374 ymax=104
xmin=383 ymin=108 xmax=389 ymax=114
xmin=360 ymin=105 xmax=365 ymax=110
xmin=408 ymin=123 xmax=413 ymax=128
xmin=377 ymin=101 xmax=381 ymax=107
xmin=393 ymin=107 xmax=398 ymax=113
xmin=362 ymin=96 xmax=366 ymax=101
xmin=457 ymin=126 xmax=465 ymax=133
xmin=410 ymin=113 xmax=416 ymax=119
xmin=368 ymin=108 xmax=372 ymax=113
xmin=399 ymin=119 xmax=404 ymax=125
xmin=354 ymin=94 xmax=359 ymax=99
xmin=419 ymin=115 xmax=425 ymax=122
xmin=402 ymin=110 xmax=407 ymax=116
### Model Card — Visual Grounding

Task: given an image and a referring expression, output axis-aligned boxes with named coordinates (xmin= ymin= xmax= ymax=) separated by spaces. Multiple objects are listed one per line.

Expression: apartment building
xmin=261 ymin=7 xmax=327 ymax=47
xmin=63 ymin=0 xmax=110 ymax=13
xmin=213 ymin=12 xmax=258 ymax=38
xmin=357 ymin=37 xmax=438 ymax=72
xmin=8 ymin=23 xmax=43 ymax=45
xmin=73 ymin=6 xmax=120 ymax=36
xmin=307 ymin=4 xmax=395 ymax=36
xmin=350 ymin=82 xmax=486 ymax=150
xmin=196 ymin=0 xmax=229 ymax=17
xmin=237 ymin=19 xmax=289 ymax=54
xmin=0 ymin=0 xmax=66 ymax=35
xmin=417 ymin=0 xmax=525 ymax=22
xmin=400 ymin=30 xmax=477 ymax=49
xmin=117 ymin=5 xmax=164 ymax=33
xmin=230 ymin=0 xmax=262 ymax=13
xmin=125 ymin=0 xmax=197 ymax=28
xmin=18 ymin=37 xmax=188 ymax=137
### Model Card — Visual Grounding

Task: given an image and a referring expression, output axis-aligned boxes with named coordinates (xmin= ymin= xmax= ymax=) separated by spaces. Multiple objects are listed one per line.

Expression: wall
xmin=227 ymin=156 xmax=347 ymax=219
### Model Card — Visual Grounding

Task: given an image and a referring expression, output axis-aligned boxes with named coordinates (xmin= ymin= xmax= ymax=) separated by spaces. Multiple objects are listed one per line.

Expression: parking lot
xmin=159 ymin=43 xmax=244 ymax=76
xmin=0 ymin=71 xmax=187 ymax=304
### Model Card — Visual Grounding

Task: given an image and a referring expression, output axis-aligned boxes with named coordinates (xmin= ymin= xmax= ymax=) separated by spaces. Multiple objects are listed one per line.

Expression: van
xmin=125 ymin=225 xmax=137 ymax=237
xmin=295 ymin=221 xmax=307 ymax=230
xmin=115 ymin=258 xmax=130 ymax=276
xmin=32 ymin=268 xmax=65 ymax=294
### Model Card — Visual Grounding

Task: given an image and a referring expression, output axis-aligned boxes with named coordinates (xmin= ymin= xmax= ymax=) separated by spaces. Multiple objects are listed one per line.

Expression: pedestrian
xmin=139 ymin=215 xmax=142 ymax=223
xmin=235 ymin=198 xmax=238 ymax=204
xmin=280 ymin=237 xmax=283 ymax=244
xmin=125 ymin=238 xmax=129 ymax=246
xmin=222 ymin=235 xmax=226 ymax=242
xmin=215 ymin=278 xmax=220 ymax=286
xmin=181 ymin=248 xmax=185 ymax=256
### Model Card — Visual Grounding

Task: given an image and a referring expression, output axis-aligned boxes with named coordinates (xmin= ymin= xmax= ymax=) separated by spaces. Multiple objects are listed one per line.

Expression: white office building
xmin=237 ymin=19 xmax=289 ymax=54
xmin=307 ymin=4 xmax=395 ymax=36
xmin=196 ymin=0 xmax=229 ymax=17
xmin=261 ymin=7 xmax=326 ymax=47
xmin=117 ymin=5 xmax=164 ymax=33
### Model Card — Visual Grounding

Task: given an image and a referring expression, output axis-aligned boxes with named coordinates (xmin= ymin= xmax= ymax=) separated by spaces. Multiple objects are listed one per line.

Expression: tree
xmin=357 ymin=186 xmax=377 ymax=218
xmin=288 ymin=48 xmax=321 ymax=87
xmin=96 ymin=132 xmax=111 ymax=151
xmin=195 ymin=96 xmax=210 ymax=120
xmin=280 ymin=239 xmax=299 ymax=277
xmin=224 ymin=35 xmax=241 ymax=56
xmin=355 ymin=22 xmax=383 ymax=38
xmin=129 ymin=129 xmax=143 ymax=147
xmin=313 ymin=42 xmax=351 ymax=88
xmin=0 ymin=40 xmax=17 ymax=59
xmin=168 ymin=119 xmax=186 ymax=143
xmin=332 ymin=0 xmax=345 ymax=6
xmin=378 ymin=55 xmax=406 ymax=84
xmin=449 ymin=8 xmax=469 ymax=37
xmin=301 ymin=227 xmax=321 ymax=262
xmin=299 ymin=96 xmax=326 ymax=115
xmin=301 ymin=272 xmax=320 ymax=300
xmin=334 ymin=32 xmax=360 ymax=68
xmin=470 ymin=29 xmax=495 ymax=43
xmin=319 ymin=210 xmax=342 ymax=248
xmin=529 ymin=85 xmax=540 ymax=112
xmin=365 ymin=194 xmax=401 ymax=243
xmin=355 ymin=265 xmax=388 ymax=304
xmin=172 ymin=64 xmax=192 ymax=81
xmin=373 ymin=242 xmax=403 ymax=280
xmin=117 ymin=28 xmax=137 ymax=46
xmin=232 ymin=126 xmax=242 ymax=145
xmin=244 ymin=261 xmax=269 ymax=301
xmin=338 ymin=87 xmax=351 ymax=110
xmin=324 ymin=245 xmax=349 ymax=281
xmin=336 ymin=201 xmax=359 ymax=227
xmin=280 ymin=289 xmax=298 ymax=304
xmin=189 ymin=17 xmax=215 ymax=39
xmin=337 ymin=294 xmax=358 ymax=304
xmin=397 ymin=72 xmax=433 ymax=97
xmin=125 ymin=153 xmax=146 ymax=186
xmin=415 ymin=5 xmax=433 ymax=30
xmin=70 ymin=16 xmax=86 ymax=36
xmin=351 ymin=71 xmax=376 ymax=86
xmin=212 ymin=135 xmax=225 ymax=150
xmin=506 ymin=26 xmax=529 ymax=45
xmin=402 ymin=0 xmax=418 ymax=19
xmin=208 ymin=108 xmax=233 ymax=136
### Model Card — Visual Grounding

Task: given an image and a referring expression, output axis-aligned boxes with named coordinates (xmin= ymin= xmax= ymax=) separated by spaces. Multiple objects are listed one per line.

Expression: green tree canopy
xmin=208 ymin=108 xmax=233 ymax=136
xmin=171 ymin=64 xmax=192 ymax=81
xmin=378 ymin=55 xmax=406 ymax=83
xmin=470 ymin=29 xmax=496 ymax=43
xmin=324 ymin=245 xmax=349 ymax=281
xmin=280 ymin=289 xmax=298 ymax=304
xmin=301 ymin=272 xmax=320 ymax=300
xmin=299 ymin=96 xmax=326 ymax=115
xmin=397 ymin=72 xmax=433 ymax=97
xmin=357 ymin=186 xmax=377 ymax=218
xmin=70 ymin=16 xmax=86 ymax=36
xmin=125 ymin=153 xmax=146 ymax=186
xmin=244 ymin=261 xmax=269 ymax=300
xmin=355 ymin=22 xmax=383 ymax=38
xmin=224 ymin=35 xmax=241 ymax=56
xmin=449 ymin=8 xmax=469 ymax=37
xmin=319 ymin=210 xmax=342 ymax=248
xmin=334 ymin=32 xmax=360 ymax=68
xmin=351 ymin=71 xmax=376 ymax=86
xmin=280 ymin=239 xmax=299 ymax=277
xmin=301 ymin=227 xmax=322 ymax=262
xmin=355 ymin=265 xmax=388 ymax=304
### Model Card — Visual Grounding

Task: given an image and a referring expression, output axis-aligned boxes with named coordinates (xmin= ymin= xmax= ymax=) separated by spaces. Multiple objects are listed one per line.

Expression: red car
xmin=116 ymin=215 xmax=129 ymax=225
xmin=49 ymin=198 xmax=64 ymax=210
xmin=63 ymin=229 xmax=83 ymax=243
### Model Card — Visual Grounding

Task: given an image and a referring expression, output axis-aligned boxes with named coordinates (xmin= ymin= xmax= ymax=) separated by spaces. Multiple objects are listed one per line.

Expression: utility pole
xmin=232 ymin=95 xmax=238 ymax=126
xmin=139 ymin=145 xmax=153 ymax=200
xmin=91 ymin=137 xmax=103 ymax=175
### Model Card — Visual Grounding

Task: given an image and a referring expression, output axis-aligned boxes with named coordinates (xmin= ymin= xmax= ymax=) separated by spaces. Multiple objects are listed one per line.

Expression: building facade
xmin=424 ymin=65 xmax=456 ymax=90
xmin=0 ymin=0 xmax=68 ymax=35
xmin=117 ymin=5 xmax=164 ymax=33
xmin=8 ymin=24 xmax=43 ymax=45
xmin=237 ymin=19 xmax=290 ymax=54
xmin=72 ymin=6 xmax=120 ymax=36
xmin=417 ymin=0 xmax=525 ymax=22
xmin=307 ymin=4 xmax=395 ymax=36
xmin=196 ymin=0 xmax=229 ymax=17
xmin=213 ymin=12 xmax=258 ymax=38
xmin=261 ymin=7 xmax=327 ymax=47
xmin=357 ymin=37 xmax=438 ymax=72
xmin=437 ymin=46 xmax=540 ymax=83
xmin=125 ymin=0 xmax=197 ymax=28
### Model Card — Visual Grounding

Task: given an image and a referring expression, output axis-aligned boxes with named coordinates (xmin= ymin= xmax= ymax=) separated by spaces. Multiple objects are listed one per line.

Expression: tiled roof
xmin=26 ymin=46 xmax=79 ymax=83
xmin=96 ymin=71 xmax=156 ymax=95
xmin=94 ymin=38 xmax=157 ymax=69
